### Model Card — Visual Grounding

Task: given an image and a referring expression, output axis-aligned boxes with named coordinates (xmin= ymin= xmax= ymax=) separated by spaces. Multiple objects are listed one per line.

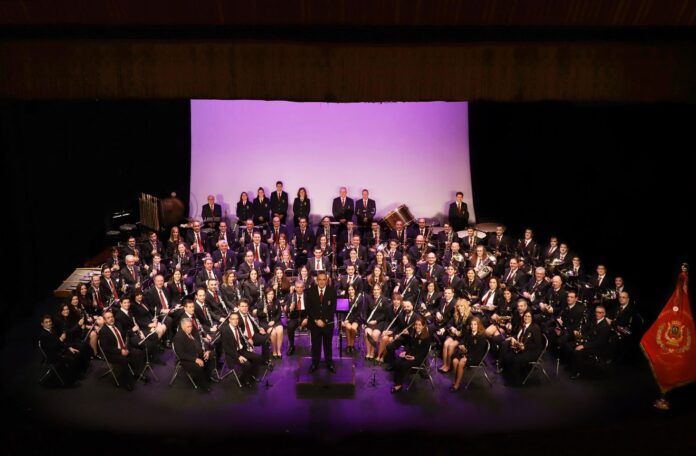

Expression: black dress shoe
xmin=287 ymin=346 xmax=295 ymax=356
xmin=327 ymin=364 xmax=336 ymax=373
xmin=309 ymin=364 xmax=319 ymax=373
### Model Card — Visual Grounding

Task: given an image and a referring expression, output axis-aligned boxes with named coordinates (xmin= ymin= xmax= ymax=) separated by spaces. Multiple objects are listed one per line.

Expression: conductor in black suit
xmin=307 ymin=271 xmax=337 ymax=372
xmin=448 ymin=191 xmax=470 ymax=232
xmin=201 ymin=195 xmax=222 ymax=229
xmin=332 ymin=187 xmax=354 ymax=229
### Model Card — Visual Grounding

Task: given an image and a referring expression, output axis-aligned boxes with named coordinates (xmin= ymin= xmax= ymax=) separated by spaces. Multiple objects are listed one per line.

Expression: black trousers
xmin=286 ymin=313 xmax=307 ymax=348
xmin=500 ymin=343 xmax=538 ymax=385
xmin=107 ymin=348 xmax=145 ymax=388
xmin=251 ymin=333 xmax=270 ymax=361
xmin=310 ymin=324 xmax=333 ymax=365
xmin=225 ymin=351 xmax=262 ymax=384
xmin=393 ymin=356 xmax=419 ymax=384
xmin=181 ymin=353 xmax=216 ymax=389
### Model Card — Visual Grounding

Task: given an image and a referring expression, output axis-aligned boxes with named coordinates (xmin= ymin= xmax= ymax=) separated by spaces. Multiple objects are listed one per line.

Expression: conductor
xmin=307 ymin=271 xmax=337 ymax=373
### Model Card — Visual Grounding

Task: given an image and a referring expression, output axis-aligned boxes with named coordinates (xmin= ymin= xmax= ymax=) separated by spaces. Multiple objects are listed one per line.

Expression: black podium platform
xmin=295 ymin=357 xmax=356 ymax=398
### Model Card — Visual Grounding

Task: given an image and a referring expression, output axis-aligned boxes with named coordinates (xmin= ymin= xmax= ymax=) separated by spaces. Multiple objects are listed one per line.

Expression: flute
xmin=365 ymin=297 xmax=382 ymax=324
xmin=345 ymin=293 xmax=362 ymax=321
xmin=384 ymin=306 xmax=404 ymax=334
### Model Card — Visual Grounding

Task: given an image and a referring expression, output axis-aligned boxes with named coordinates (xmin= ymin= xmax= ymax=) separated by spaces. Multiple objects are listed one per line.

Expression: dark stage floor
xmin=4 ymin=299 xmax=696 ymax=454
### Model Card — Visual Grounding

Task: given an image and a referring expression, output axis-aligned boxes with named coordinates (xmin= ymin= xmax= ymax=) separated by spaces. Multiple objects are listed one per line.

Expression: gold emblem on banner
xmin=656 ymin=320 xmax=691 ymax=354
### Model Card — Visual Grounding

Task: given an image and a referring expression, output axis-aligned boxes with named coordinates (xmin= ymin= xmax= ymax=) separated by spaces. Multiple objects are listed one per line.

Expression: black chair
xmin=464 ymin=339 xmax=493 ymax=389
xmin=168 ymin=344 xmax=199 ymax=389
xmin=38 ymin=341 xmax=65 ymax=387
xmin=406 ymin=345 xmax=436 ymax=391
xmin=522 ymin=333 xmax=551 ymax=385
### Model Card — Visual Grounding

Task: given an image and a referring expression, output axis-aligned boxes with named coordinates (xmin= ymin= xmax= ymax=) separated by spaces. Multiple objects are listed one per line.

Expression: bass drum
xmin=382 ymin=204 xmax=416 ymax=230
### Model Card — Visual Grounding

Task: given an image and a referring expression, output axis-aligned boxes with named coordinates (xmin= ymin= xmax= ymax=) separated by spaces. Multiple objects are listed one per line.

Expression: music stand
xmin=137 ymin=330 xmax=159 ymax=382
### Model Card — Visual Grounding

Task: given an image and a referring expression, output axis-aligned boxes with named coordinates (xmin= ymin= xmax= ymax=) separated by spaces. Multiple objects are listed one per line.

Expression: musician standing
xmin=307 ymin=272 xmax=337 ymax=372
xmin=201 ymin=194 xmax=222 ymax=230
xmin=269 ymin=181 xmax=289 ymax=224
xmin=355 ymin=189 xmax=376 ymax=237
xmin=448 ymin=192 xmax=469 ymax=232
xmin=332 ymin=187 xmax=354 ymax=230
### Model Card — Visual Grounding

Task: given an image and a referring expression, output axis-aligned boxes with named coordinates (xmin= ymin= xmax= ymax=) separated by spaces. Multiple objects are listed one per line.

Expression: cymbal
xmin=475 ymin=222 xmax=500 ymax=233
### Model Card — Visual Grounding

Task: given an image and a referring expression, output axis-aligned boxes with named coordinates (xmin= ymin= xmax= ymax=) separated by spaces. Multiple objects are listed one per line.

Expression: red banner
xmin=640 ymin=271 xmax=696 ymax=393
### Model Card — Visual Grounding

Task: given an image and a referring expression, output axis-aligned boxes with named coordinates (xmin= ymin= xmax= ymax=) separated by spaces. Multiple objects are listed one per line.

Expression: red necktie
xmin=196 ymin=233 xmax=203 ymax=252
xmin=109 ymin=280 xmax=118 ymax=300
xmin=158 ymin=289 xmax=168 ymax=309
xmin=213 ymin=291 xmax=220 ymax=303
xmin=191 ymin=317 xmax=199 ymax=330
xmin=457 ymin=203 xmax=462 ymax=215
xmin=95 ymin=289 xmax=104 ymax=309
xmin=297 ymin=295 xmax=302 ymax=311
xmin=113 ymin=326 xmax=125 ymax=349
xmin=319 ymin=289 xmax=324 ymax=303
xmin=255 ymin=245 xmax=260 ymax=261
xmin=244 ymin=315 xmax=253 ymax=339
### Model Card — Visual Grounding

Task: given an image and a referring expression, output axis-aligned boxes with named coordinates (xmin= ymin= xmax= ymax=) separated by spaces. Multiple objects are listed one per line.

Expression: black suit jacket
xmin=292 ymin=197 xmax=311 ymax=222
xmin=332 ymin=197 xmax=354 ymax=222
xmin=201 ymin=203 xmax=222 ymax=222
xmin=236 ymin=201 xmax=253 ymax=223
xmin=448 ymin=201 xmax=469 ymax=227
xmin=270 ymin=191 xmax=289 ymax=217
xmin=220 ymin=322 xmax=247 ymax=357
xmin=355 ymin=198 xmax=376 ymax=226
xmin=293 ymin=227 xmax=315 ymax=253
xmin=307 ymin=286 xmax=337 ymax=328
xmin=252 ymin=197 xmax=271 ymax=224
xmin=185 ymin=230 xmax=208 ymax=253
xmin=173 ymin=329 xmax=205 ymax=362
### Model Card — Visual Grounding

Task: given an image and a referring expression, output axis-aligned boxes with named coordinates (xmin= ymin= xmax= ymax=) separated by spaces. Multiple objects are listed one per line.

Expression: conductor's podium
xmin=296 ymin=357 xmax=355 ymax=398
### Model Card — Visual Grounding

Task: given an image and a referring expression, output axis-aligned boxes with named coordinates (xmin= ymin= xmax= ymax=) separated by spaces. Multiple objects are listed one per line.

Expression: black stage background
xmin=1 ymin=101 xmax=693 ymax=327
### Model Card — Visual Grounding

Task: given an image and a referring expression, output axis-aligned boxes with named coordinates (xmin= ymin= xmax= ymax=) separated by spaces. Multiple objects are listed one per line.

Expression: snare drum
xmin=382 ymin=204 xmax=415 ymax=230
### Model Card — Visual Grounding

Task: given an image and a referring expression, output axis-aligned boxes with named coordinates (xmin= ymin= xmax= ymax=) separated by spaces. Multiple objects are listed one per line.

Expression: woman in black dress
xmin=236 ymin=191 xmax=252 ymax=223
xmin=450 ymin=316 xmax=488 ymax=391
xmin=242 ymin=268 xmax=266 ymax=307
xmin=391 ymin=317 xmax=432 ymax=393
xmin=364 ymin=283 xmax=388 ymax=360
xmin=342 ymin=285 xmax=363 ymax=354
xmin=220 ymin=270 xmax=242 ymax=309
xmin=256 ymin=288 xmax=284 ymax=358
xmin=166 ymin=269 xmax=189 ymax=307
xmin=439 ymin=298 xmax=472 ymax=373
xmin=292 ymin=187 xmax=310 ymax=227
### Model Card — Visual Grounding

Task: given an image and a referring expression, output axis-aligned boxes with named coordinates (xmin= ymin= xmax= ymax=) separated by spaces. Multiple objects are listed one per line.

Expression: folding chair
xmin=522 ymin=333 xmax=552 ymax=385
xmin=98 ymin=340 xmax=135 ymax=387
xmin=464 ymin=339 xmax=493 ymax=389
xmin=168 ymin=345 xmax=199 ymax=389
xmin=406 ymin=345 xmax=436 ymax=391
xmin=38 ymin=341 xmax=65 ymax=387
xmin=219 ymin=355 xmax=243 ymax=388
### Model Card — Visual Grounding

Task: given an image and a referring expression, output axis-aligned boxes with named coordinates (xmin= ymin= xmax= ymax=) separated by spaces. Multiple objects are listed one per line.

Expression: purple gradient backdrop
xmin=190 ymin=100 xmax=474 ymax=224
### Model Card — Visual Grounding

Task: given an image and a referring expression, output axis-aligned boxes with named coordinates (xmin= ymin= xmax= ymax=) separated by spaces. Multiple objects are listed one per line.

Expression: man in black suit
xmin=487 ymin=225 xmax=513 ymax=274
xmin=98 ymin=310 xmax=145 ymax=391
xmin=307 ymin=247 xmax=330 ymax=275
xmin=185 ymin=220 xmax=208 ymax=254
xmin=120 ymin=236 xmax=142 ymax=263
xmin=293 ymin=217 xmax=315 ymax=259
xmin=220 ymin=312 xmax=263 ymax=387
xmin=448 ymin=191 xmax=469 ymax=232
xmin=236 ymin=250 xmax=265 ymax=281
xmin=245 ymin=232 xmax=269 ymax=266
xmin=501 ymin=257 xmax=529 ymax=294
xmin=39 ymin=315 xmax=87 ymax=386
xmin=285 ymin=280 xmax=309 ymax=355
xmin=237 ymin=299 xmax=270 ymax=362
xmin=569 ymin=305 xmax=611 ymax=379
xmin=355 ymin=189 xmax=376 ymax=237
xmin=332 ymin=187 xmax=354 ymax=228
xmin=142 ymin=231 xmax=165 ymax=265
xmin=121 ymin=254 xmax=143 ymax=292
xmin=337 ymin=220 xmax=358 ymax=253
xmin=516 ymin=228 xmax=540 ymax=266
xmin=500 ymin=310 xmax=542 ymax=385
xmin=462 ymin=226 xmax=482 ymax=253
xmin=212 ymin=240 xmax=237 ymax=273
xmin=307 ymin=272 xmax=337 ymax=372
xmin=267 ymin=216 xmax=288 ymax=246
xmin=269 ymin=181 xmax=289 ymax=224
xmin=201 ymin=194 xmax=222 ymax=229
xmin=388 ymin=220 xmax=409 ymax=250
xmin=172 ymin=317 xmax=218 ymax=392
xmin=436 ymin=223 xmax=460 ymax=256
xmin=418 ymin=252 xmax=445 ymax=283
xmin=397 ymin=264 xmax=420 ymax=304
xmin=195 ymin=258 xmax=222 ymax=289
xmin=211 ymin=220 xmax=236 ymax=252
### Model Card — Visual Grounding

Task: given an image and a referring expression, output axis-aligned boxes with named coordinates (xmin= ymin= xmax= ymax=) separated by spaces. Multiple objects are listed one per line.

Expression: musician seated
xmin=315 ymin=234 xmax=332 ymax=258
xmin=556 ymin=243 xmax=571 ymax=269
xmin=213 ymin=220 xmax=236 ymax=251
xmin=105 ymin=246 xmax=122 ymax=274
xmin=366 ymin=221 xmax=384 ymax=252
xmin=462 ymin=226 xmax=481 ymax=253
xmin=98 ymin=310 xmax=145 ymax=391
xmin=343 ymin=248 xmax=366 ymax=276
xmin=237 ymin=251 xmax=264 ymax=282
xmin=195 ymin=258 xmax=221 ymax=289
xmin=206 ymin=278 xmax=230 ymax=324
xmin=418 ymin=252 xmax=444 ymax=283
xmin=55 ymin=301 xmax=87 ymax=348
xmin=384 ymin=300 xmax=419 ymax=367
xmin=388 ymin=220 xmax=408 ymax=250
xmin=173 ymin=317 xmax=218 ymax=392
xmin=256 ymin=288 xmax=284 ymax=358
xmin=569 ymin=305 xmax=611 ymax=379
xmin=471 ymin=277 xmax=504 ymax=327
xmin=143 ymin=231 xmax=164 ymax=265
xmin=341 ymin=285 xmax=363 ymax=354
xmin=237 ymin=299 xmax=270 ymax=362
xmin=238 ymin=219 xmax=257 ymax=248
xmin=316 ymin=216 xmax=337 ymax=247
xmin=40 ymin=313 xmax=89 ymax=386
xmin=554 ymin=290 xmax=587 ymax=358
xmin=542 ymin=236 xmax=560 ymax=262
xmin=341 ymin=234 xmax=368 ymax=264
xmin=272 ymin=243 xmax=296 ymax=276
xmin=220 ymin=271 xmax=242 ymax=310
xmin=521 ymin=267 xmax=550 ymax=309
xmin=390 ymin=317 xmax=432 ymax=393
xmin=395 ymin=264 xmax=419 ymax=304
xmin=186 ymin=220 xmax=208 ymax=254
xmin=167 ymin=269 xmax=190 ymax=308
xmin=120 ymin=236 xmax=141 ymax=264
xmin=145 ymin=253 xmax=168 ymax=280
xmin=293 ymin=217 xmax=315 ymax=257
xmin=484 ymin=288 xmax=516 ymax=340
xmin=431 ymin=287 xmax=457 ymax=344
xmin=375 ymin=294 xmax=404 ymax=363
xmin=516 ymin=228 xmax=540 ymax=266
xmin=101 ymin=266 xmax=121 ymax=304
xmin=500 ymin=257 xmax=528 ymax=293
xmin=461 ymin=268 xmax=483 ymax=302
xmin=440 ymin=265 xmax=463 ymax=296
xmin=436 ymin=223 xmax=460 ymax=256
xmin=220 ymin=312 xmax=263 ymax=387
xmin=383 ymin=239 xmax=403 ymax=271
xmin=144 ymin=274 xmax=174 ymax=320
xmin=172 ymin=242 xmax=194 ymax=278
xmin=267 ymin=216 xmax=287 ymax=245
xmin=285 ymin=280 xmax=309 ymax=356
xmin=499 ymin=310 xmax=542 ymax=386
xmin=606 ymin=291 xmax=636 ymax=362
xmin=450 ymin=317 xmax=488 ymax=391
xmin=468 ymin=245 xmax=495 ymax=280
xmin=367 ymin=263 xmax=391 ymax=296
xmin=408 ymin=235 xmax=430 ymax=266
xmin=246 ymin=232 xmax=270 ymax=266
xmin=338 ymin=264 xmax=364 ymax=297
xmin=438 ymin=299 xmax=472 ymax=373
xmin=307 ymin=247 xmax=330 ymax=276
xmin=269 ymin=266 xmax=292 ymax=303
xmin=115 ymin=297 xmax=162 ymax=364
xmin=212 ymin=240 xmax=237 ymax=273
xmin=87 ymin=274 xmax=109 ymax=315
xmin=132 ymin=290 xmax=168 ymax=340
xmin=419 ymin=281 xmax=442 ymax=320
xmin=364 ymin=284 xmax=388 ymax=360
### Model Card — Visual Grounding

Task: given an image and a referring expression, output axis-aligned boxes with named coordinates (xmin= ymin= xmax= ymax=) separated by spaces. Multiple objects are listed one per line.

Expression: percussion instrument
xmin=474 ymin=222 xmax=501 ymax=234
xmin=457 ymin=229 xmax=486 ymax=239
xmin=382 ymin=204 xmax=415 ymax=230
xmin=54 ymin=267 xmax=104 ymax=298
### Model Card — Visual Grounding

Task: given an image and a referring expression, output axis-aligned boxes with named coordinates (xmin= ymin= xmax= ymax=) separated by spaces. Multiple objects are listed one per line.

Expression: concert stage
xmin=5 ymin=298 xmax=696 ymax=454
